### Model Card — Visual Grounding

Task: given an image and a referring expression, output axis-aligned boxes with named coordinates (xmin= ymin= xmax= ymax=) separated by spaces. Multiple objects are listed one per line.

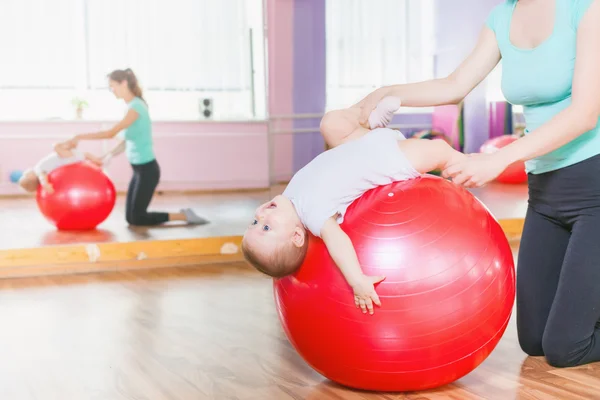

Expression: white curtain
xmin=0 ymin=0 xmax=252 ymax=92
xmin=326 ymin=0 xmax=435 ymax=110
xmin=86 ymin=0 xmax=251 ymax=91
xmin=0 ymin=0 xmax=83 ymax=88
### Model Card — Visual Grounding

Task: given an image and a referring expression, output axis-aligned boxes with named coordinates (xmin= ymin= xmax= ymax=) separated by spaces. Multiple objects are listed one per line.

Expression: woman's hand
xmin=357 ymin=87 xmax=392 ymax=126
xmin=442 ymin=153 xmax=510 ymax=188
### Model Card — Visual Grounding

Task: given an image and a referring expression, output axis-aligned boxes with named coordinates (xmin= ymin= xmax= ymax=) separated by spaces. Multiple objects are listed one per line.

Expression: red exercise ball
xmin=480 ymin=135 xmax=527 ymax=184
xmin=274 ymin=176 xmax=515 ymax=392
xmin=36 ymin=162 xmax=116 ymax=231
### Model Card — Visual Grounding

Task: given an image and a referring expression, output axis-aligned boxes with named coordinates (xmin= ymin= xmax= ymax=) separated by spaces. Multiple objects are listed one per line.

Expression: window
xmin=325 ymin=0 xmax=435 ymax=112
xmin=0 ymin=0 xmax=266 ymax=121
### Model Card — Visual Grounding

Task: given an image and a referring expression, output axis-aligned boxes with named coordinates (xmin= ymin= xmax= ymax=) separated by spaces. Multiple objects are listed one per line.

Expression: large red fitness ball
xmin=480 ymin=135 xmax=527 ymax=184
xmin=36 ymin=162 xmax=116 ymax=231
xmin=274 ymin=176 xmax=515 ymax=392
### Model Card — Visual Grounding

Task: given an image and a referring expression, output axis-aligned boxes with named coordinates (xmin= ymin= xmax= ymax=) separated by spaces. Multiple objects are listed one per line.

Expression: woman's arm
xmin=83 ymin=140 xmax=126 ymax=167
xmin=101 ymin=139 xmax=126 ymax=164
xmin=72 ymin=109 xmax=139 ymax=142
xmin=358 ymin=26 xmax=501 ymax=123
xmin=104 ymin=139 xmax=126 ymax=158
xmin=444 ymin=1 xmax=600 ymax=187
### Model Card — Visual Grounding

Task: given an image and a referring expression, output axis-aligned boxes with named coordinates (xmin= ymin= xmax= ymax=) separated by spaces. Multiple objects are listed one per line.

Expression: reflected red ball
xmin=274 ymin=176 xmax=515 ymax=392
xmin=36 ymin=162 xmax=116 ymax=231
xmin=480 ymin=135 xmax=527 ymax=184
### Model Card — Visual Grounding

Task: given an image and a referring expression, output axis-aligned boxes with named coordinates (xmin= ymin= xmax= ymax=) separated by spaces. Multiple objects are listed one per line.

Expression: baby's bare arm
xmin=321 ymin=217 xmax=385 ymax=314
xmin=321 ymin=217 xmax=364 ymax=286
xmin=399 ymin=138 xmax=466 ymax=174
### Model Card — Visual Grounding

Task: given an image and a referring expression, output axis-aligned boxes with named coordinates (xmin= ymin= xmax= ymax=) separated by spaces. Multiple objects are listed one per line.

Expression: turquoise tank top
xmin=486 ymin=0 xmax=597 ymax=174
xmin=123 ymin=97 xmax=155 ymax=165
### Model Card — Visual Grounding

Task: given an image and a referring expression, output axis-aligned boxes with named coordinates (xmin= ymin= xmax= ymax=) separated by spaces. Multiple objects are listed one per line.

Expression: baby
xmin=18 ymin=142 xmax=108 ymax=194
xmin=242 ymin=97 xmax=465 ymax=314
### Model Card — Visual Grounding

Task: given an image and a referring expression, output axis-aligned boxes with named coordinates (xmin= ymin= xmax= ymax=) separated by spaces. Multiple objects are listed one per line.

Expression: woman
xmin=359 ymin=0 xmax=600 ymax=368
xmin=66 ymin=69 xmax=208 ymax=226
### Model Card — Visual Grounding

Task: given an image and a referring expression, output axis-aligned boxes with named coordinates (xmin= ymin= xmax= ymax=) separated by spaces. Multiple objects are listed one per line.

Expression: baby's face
xmin=244 ymin=195 xmax=299 ymax=253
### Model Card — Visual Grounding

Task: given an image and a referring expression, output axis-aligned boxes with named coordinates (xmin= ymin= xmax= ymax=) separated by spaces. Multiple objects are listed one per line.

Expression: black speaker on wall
xmin=199 ymin=98 xmax=213 ymax=119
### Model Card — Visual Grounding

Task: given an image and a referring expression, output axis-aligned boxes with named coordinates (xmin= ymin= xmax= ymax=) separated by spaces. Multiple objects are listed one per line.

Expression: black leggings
xmin=126 ymin=160 xmax=169 ymax=226
xmin=518 ymin=153 xmax=600 ymax=367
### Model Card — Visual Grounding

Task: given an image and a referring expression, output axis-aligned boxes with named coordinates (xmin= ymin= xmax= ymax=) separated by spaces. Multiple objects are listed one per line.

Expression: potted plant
xmin=71 ymin=97 xmax=89 ymax=119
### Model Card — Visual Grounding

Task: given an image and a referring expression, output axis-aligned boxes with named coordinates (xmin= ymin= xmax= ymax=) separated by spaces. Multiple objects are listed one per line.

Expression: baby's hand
xmin=352 ymin=274 xmax=385 ymax=314
xmin=43 ymin=183 xmax=54 ymax=194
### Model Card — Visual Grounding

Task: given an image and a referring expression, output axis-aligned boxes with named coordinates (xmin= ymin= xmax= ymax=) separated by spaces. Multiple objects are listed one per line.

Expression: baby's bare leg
xmin=320 ymin=107 xmax=369 ymax=148
xmin=321 ymin=97 xmax=402 ymax=149
xmin=54 ymin=142 xmax=75 ymax=158
xmin=399 ymin=139 xmax=465 ymax=174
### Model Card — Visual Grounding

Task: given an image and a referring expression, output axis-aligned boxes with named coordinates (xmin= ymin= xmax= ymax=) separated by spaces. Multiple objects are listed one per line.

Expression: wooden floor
xmin=0 ymin=182 xmax=528 ymax=250
xmin=2 ymin=256 xmax=599 ymax=400
xmin=0 ymin=190 xmax=270 ymax=249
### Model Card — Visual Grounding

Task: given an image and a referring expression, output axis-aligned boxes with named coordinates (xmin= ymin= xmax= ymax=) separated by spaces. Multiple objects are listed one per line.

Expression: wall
xmin=280 ymin=0 xmax=433 ymax=178
xmin=292 ymin=0 xmax=326 ymax=174
xmin=282 ymin=0 xmax=504 ymax=160
xmin=266 ymin=0 xmax=295 ymax=183
xmin=0 ymin=121 xmax=269 ymax=195
xmin=0 ymin=0 xmax=290 ymax=195
xmin=0 ymin=0 xmax=436 ymax=196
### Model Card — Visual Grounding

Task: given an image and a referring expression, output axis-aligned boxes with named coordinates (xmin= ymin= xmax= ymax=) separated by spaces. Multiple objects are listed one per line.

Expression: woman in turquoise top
xmin=359 ymin=0 xmax=600 ymax=368
xmin=64 ymin=69 xmax=207 ymax=226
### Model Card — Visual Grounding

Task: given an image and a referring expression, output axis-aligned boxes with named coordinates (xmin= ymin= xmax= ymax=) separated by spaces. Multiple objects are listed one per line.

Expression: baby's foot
xmin=181 ymin=208 xmax=210 ymax=225
xmin=368 ymin=96 xmax=401 ymax=129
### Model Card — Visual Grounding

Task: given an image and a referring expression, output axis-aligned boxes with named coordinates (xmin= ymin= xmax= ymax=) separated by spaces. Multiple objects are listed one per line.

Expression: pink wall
xmin=0 ymin=121 xmax=269 ymax=195
xmin=267 ymin=0 xmax=295 ymax=182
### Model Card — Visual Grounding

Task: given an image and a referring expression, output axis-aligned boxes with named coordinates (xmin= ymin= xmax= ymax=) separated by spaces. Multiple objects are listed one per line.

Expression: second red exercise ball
xmin=36 ymin=162 xmax=116 ymax=230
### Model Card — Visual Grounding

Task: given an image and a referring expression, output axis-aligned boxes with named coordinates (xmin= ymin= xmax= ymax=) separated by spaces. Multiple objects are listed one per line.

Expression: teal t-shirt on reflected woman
xmin=486 ymin=0 xmax=597 ymax=174
xmin=123 ymin=97 xmax=155 ymax=165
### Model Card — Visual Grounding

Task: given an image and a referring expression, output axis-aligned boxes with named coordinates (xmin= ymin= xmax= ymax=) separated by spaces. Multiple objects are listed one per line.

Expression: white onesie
xmin=34 ymin=149 xmax=85 ymax=177
xmin=283 ymin=128 xmax=420 ymax=237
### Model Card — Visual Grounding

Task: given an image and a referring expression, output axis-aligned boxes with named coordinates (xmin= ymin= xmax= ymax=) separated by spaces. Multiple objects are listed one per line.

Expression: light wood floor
xmin=0 ymin=182 xmax=528 ymax=249
xmin=0 ymin=190 xmax=269 ymax=249
xmin=1 ymin=256 xmax=599 ymax=399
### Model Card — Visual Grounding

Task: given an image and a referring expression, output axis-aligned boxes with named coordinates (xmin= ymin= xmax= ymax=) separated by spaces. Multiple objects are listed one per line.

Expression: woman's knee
xmin=542 ymin=331 xmax=584 ymax=368
xmin=518 ymin=332 xmax=545 ymax=357
xmin=127 ymin=213 xmax=148 ymax=226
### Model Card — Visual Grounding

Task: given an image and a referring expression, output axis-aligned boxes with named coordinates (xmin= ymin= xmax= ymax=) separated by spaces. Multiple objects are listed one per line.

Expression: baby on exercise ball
xmin=242 ymin=97 xmax=466 ymax=314
xmin=18 ymin=141 xmax=108 ymax=194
